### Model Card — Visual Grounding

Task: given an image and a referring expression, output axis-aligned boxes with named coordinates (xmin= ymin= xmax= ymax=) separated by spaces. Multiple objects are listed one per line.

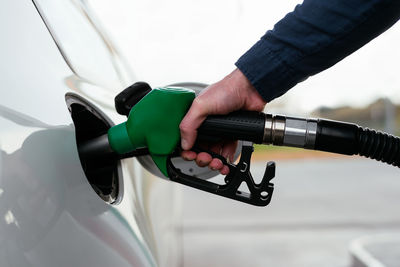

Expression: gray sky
xmin=90 ymin=0 xmax=400 ymax=114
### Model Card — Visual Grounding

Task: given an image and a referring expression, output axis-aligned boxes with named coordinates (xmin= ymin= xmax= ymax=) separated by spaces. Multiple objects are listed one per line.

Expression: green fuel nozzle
xmin=78 ymin=82 xmax=400 ymax=207
xmin=78 ymin=83 xmax=275 ymax=206
xmin=108 ymin=87 xmax=195 ymax=176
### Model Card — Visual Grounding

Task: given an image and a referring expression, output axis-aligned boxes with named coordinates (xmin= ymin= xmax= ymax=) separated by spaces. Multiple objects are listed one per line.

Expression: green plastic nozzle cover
xmin=107 ymin=87 xmax=195 ymax=177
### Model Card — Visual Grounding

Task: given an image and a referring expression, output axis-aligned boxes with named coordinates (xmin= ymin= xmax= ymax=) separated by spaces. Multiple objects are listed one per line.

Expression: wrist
xmin=228 ymin=68 xmax=267 ymax=109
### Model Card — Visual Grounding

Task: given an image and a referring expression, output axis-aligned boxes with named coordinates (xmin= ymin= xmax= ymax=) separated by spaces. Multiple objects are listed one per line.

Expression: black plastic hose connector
xmin=315 ymin=119 xmax=400 ymax=168
xmin=315 ymin=119 xmax=359 ymax=155
xmin=198 ymin=111 xmax=265 ymax=144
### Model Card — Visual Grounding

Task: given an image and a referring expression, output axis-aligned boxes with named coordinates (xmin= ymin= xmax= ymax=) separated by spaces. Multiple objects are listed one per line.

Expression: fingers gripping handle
xmin=198 ymin=111 xmax=266 ymax=144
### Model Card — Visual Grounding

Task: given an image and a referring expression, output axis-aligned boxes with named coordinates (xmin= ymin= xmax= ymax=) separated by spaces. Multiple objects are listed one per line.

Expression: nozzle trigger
xmin=166 ymin=142 xmax=276 ymax=206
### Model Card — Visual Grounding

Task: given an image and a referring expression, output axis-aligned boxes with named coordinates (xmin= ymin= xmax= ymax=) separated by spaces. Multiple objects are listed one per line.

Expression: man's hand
xmin=179 ymin=68 xmax=266 ymax=174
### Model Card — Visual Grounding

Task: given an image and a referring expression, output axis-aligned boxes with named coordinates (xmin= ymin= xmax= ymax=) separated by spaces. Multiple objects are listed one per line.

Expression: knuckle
xmin=179 ymin=121 xmax=192 ymax=135
xmin=192 ymin=98 xmax=206 ymax=113
xmin=179 ymin=122 xmax=189 ymax=132
xmin=192 ymin=97 xmax=203 ymax=106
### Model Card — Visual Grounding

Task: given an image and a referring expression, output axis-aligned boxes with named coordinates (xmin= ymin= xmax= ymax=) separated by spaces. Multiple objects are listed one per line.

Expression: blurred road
xmin=181 ymin=157 xmax=400 ymax=267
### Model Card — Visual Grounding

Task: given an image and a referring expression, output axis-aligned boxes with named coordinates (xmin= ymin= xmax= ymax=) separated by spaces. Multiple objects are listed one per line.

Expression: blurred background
xmin=86 ymin=0 xmax=400 ymax=266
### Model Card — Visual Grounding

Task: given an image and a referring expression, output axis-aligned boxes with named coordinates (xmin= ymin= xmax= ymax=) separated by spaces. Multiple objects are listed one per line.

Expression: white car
xmin=0 ymin=1 xmax=214 ymax=266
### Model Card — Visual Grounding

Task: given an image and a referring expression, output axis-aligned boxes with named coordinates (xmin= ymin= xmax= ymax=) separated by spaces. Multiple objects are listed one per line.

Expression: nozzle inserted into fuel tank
xmin=76 ymin=82 xmax=400 ymax=207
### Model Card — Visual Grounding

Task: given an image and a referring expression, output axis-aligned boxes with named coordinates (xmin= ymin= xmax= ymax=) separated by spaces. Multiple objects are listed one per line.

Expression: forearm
xmin=236 ymin=0 xmax=400 ymax=102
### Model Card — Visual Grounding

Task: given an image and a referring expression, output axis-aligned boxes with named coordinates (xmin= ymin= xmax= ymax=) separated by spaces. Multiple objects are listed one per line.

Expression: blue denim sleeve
xmin=235 ymin=0 xmax=400 ymax=102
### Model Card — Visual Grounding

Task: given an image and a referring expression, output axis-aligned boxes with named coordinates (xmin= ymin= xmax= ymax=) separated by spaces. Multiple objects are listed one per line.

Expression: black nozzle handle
xmin=198 ymin=111 xmax=266 ymax=144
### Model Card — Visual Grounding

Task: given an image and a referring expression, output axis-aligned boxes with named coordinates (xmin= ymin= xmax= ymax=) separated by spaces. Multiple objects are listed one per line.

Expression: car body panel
xmin=0 ymin=1 xmax=181 ymax=266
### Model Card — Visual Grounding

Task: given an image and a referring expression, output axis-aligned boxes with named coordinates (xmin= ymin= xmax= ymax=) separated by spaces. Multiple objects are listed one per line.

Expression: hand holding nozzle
xmin=179 ymin=68 xmax=266 ymax=174
xmin=77 ymin=84 xmax=276 ymax=206
xmin=78 ymin=81 xmax=400 ymax=207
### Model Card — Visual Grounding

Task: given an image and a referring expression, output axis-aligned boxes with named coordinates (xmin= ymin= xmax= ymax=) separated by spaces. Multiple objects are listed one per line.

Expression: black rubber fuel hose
xmin=315 ymin=119 xmax=400 ymax=168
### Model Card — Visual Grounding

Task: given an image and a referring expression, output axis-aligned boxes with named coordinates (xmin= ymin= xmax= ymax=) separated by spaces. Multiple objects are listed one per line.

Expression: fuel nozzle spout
xmin=78 ymin=134 xmax=114 ymax=160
